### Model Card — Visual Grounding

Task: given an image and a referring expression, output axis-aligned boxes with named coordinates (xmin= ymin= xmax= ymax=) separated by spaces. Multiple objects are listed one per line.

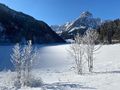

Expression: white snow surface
xmin=68 ymin=26 xmax=86 ymax=33
xmin=0 ymin=44 xmax=120 ymax=90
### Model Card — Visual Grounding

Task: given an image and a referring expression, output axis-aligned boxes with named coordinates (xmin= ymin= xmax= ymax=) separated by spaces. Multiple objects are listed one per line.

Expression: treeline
xmin=98 ymin=19 xmax=120 ymax=44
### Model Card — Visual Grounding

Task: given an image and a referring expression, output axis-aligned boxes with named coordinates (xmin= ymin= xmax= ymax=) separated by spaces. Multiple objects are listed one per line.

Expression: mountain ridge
xmin=51 ymin=11 xmax=102 ymax=39
xmin=0 ymin=3 xmax=65 ymax=44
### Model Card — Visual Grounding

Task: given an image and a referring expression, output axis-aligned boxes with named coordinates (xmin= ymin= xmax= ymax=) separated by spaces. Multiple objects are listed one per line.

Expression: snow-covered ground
xmin=0 ymin=44 xmax=120 ymax=90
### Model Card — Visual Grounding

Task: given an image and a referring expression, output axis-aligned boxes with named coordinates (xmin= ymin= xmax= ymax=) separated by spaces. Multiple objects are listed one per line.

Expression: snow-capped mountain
xmin=51 ymin=22 xmax=72 ymax=34
xmin=51 ymin=11 xmax=102 ymax=39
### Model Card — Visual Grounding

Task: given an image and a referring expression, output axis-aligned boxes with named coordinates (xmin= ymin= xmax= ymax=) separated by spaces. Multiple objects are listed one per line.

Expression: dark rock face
xmin=0 ymin=3 xmax=65 ymax=44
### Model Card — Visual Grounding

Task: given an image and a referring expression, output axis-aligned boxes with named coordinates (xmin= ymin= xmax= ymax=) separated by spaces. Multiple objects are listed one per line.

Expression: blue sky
xmin=0 ymin=0 xmax=119 ymax=25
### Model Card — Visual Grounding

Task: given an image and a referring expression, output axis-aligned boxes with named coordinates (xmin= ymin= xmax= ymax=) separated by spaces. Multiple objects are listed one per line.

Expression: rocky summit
xmin=51 ymin=11 xmax=102 ymax=39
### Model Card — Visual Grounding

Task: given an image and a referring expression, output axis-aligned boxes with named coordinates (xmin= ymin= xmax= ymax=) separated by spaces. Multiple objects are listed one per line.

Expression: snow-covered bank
xmin=0 ymin=44 xmax=120 ymax=90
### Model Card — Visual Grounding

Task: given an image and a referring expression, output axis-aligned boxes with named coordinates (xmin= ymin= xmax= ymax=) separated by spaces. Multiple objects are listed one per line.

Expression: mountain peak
xmin=51 ymin=11 xmax=102 ymax=39
xmin=80 ymin=11 xmax=93 ymax=18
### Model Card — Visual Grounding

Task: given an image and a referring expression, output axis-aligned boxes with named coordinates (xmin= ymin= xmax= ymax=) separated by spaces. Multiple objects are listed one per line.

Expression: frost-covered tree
xmin=21 ymin=40 xmax=35 ymax=86
xmin=11 ymin=43 xmax=22 ymax=88
xmin=69 ymin=34 xmax=85 ymax=75
xmin=83 ymin=29 xmax=101 ymax=72
xmin=11 ymin=40 xmax=38 ymax=88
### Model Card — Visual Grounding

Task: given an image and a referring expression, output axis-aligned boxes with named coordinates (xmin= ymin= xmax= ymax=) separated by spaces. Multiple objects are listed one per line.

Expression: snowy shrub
xmin=0 ymin=71 xmax=17 ymax=90
xmin=24 ymin=76 xmax=43 ymax=87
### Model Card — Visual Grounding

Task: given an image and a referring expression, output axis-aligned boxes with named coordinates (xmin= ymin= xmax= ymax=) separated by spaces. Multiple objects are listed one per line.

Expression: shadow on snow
xmin=42 ymin=82 xmax=96 ymax=90
xmin=93 ymin=70 xmax=120 ymax=74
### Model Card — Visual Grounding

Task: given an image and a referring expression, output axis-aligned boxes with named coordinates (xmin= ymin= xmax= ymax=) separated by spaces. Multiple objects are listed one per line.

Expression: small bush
xmin=23 ymin=76 xmax=43 ymax=87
